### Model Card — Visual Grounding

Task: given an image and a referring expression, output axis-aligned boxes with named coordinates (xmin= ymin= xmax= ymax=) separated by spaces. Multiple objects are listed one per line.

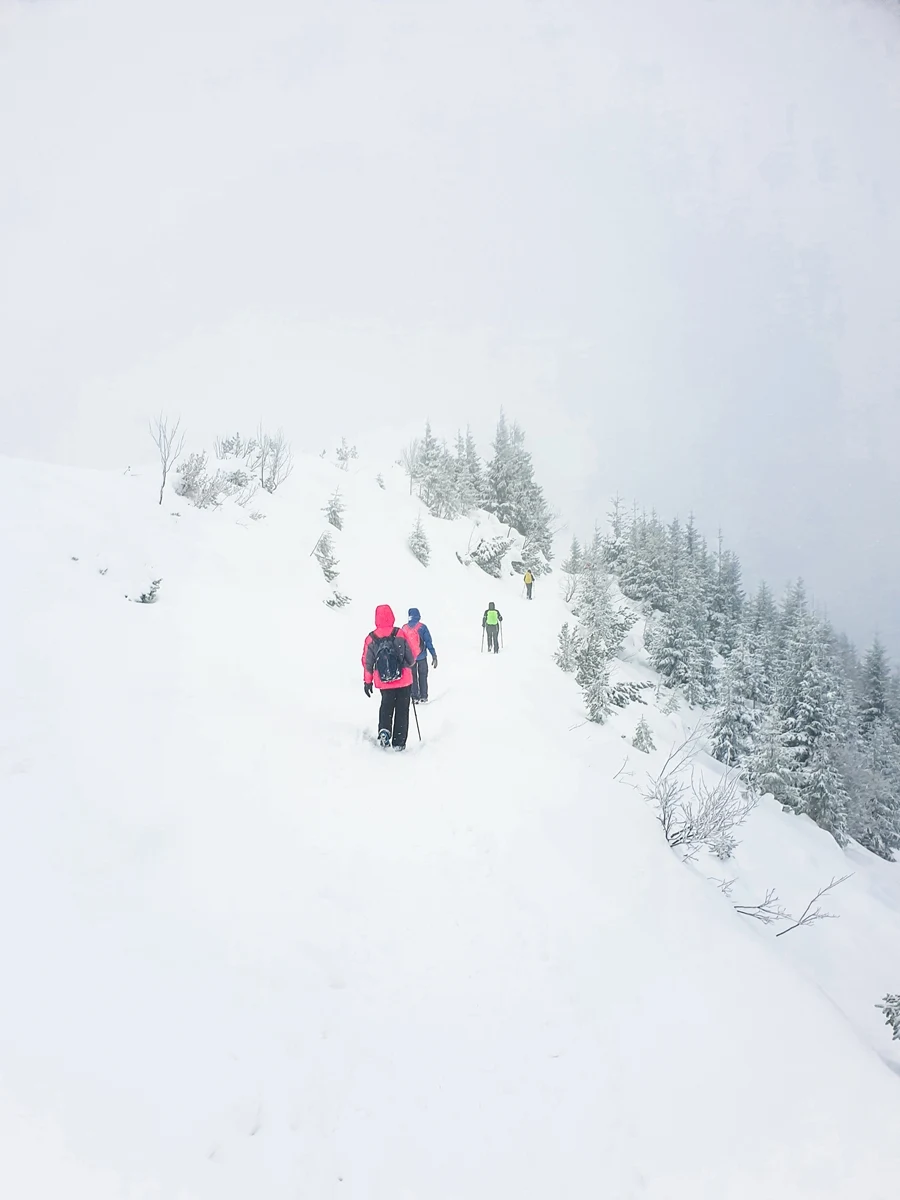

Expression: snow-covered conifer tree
xmin=408 ymin=515 xmax=431 ymax=566
xmin=323 ymin=489 xmax=345 ymax=530
xmin=582 ymin=661 xmax=612 ymax=723
xmin=555 ymin=623 xmax=575 ymax=672
xmin=632 ymin=715 xmax=656 ymax=753
xmin=418 ymin=422 xmax=458 ymax=518
xmin=315 ymin=532 xmax=339 ymax=582
xmin=859 ymin=637 xmax=891 ymax=739
xmin=877 ymin=994 xmax=900 ymax=1041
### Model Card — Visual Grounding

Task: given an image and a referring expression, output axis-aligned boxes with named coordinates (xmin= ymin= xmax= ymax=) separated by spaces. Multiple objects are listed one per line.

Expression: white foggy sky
xmin=2 ymin=0 xmax=899 ymax=649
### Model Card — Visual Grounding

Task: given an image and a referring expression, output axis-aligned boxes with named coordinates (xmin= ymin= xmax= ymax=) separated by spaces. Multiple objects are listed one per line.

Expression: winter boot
xmin=393 ymin=744 xmax=406 ymax=753
xmin=378 ymin=729 xmax=391 ymax=748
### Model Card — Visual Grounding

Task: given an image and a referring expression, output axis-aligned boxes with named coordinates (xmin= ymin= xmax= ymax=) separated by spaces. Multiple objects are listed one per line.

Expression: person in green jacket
xmin=482 ymin=602 xmax=503 ymax=653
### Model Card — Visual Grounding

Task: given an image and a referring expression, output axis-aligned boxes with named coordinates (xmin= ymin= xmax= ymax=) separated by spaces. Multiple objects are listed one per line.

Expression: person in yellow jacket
xmin=524 ymin=569 xmax=534 ymax=600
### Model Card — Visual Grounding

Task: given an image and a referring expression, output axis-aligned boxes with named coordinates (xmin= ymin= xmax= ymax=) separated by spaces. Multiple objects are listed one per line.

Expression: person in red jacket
xmin=361 ymin=604 xmax=417 ymax=750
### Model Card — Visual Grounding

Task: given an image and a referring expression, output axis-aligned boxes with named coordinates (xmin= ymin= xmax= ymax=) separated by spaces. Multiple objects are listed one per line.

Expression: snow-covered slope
xmin=2 ymin=453 xmax=900 ymax=1199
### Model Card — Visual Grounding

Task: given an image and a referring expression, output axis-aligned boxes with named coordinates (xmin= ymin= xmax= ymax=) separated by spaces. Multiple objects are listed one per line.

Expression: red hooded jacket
xmin=362 ymin=605 xmax=417 ymax=689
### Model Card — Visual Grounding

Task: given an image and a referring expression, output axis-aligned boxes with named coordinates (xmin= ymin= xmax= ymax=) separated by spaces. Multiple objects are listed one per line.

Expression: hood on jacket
xmin=374 ymin=604 xmax=395 ymax=630
xmin=408 ymin=607 xmax=421 ymax=623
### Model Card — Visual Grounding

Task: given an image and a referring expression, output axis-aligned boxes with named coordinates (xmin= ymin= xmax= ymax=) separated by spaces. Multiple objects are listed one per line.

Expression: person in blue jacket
xmin=404 ymin=607 xmax=438 ymax=702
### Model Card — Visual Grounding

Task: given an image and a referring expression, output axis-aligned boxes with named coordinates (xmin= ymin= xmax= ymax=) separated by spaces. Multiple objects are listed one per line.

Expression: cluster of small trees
xmin=402 ymin=414 xmax=555 ymax=570
xmin=150 ymin=418 xmax=292 ymax=511
xmin=561 ymin=500 xmax=900 ymax=858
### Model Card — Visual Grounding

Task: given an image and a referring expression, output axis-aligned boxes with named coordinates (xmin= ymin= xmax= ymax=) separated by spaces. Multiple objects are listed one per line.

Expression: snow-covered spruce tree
xmin=632 ymin=715 xmax=656 ymax=753
xmin=452 ymin=430 xmax=478 ymax=515
xmin=561 ymin=535 xmax=583 ymax=602
xmin=555 ymin=623 xmax=575 ymax=672
xmin=746 ymin=707 xmax=799 ymax=811
xmin=877 ymin=994 xmax=900 ymax=1041
xmin=315 ymin=532 xmax=340 ymax=582
xmin=482 ymin=413 xmax=554 ymax=565
xmin=709 ymin=643 xmax=758 ymax=766
xmin=408 ymin=515 xmax=431 ymax=566
xmin=417 ymin=422 xmax=458 ymax=519
xmin=859 ymin=636 xmax=891 ymax=739
xmin=601 ymin=495 xmax=629 ymax=572
xmin=464 ymin=425 xmax=483 ymax=506
xmin=469 ymin=535 xmax=508 ymax=578
xmin=838 ymin=735 xmax=900 ymax=860
xmin=323 ymin=488 xmax=345 ymax=530
xmin=583 ymin=661 xmax=613 ymax=723
xmin=802 ymin=748 xmax=850 ymax=847
xmin=708 ymin=535 xmax=745 ymax=656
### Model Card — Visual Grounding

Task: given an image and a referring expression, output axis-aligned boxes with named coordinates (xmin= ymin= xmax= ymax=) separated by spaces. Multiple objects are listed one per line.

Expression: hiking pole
xmin=412 ymin=697 xmax=422 ymax=741
xmin=481 ymin=627 xmax=485 ymax=653
xmin=500 ymin=623 xmax=504 ymax=649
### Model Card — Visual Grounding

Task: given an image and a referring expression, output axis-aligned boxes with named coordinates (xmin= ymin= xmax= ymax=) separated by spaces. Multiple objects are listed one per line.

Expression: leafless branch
xmin=148 ymin=414 xmax=185 ymax=505
xmin=613 ymin=756 xmax=632 ymax=782
xmin=734 ymin=888 xmax=788 ymax=925
xmin=710 ymin=876 xmax=737 ymax=898
xmin=775 ymin=874 xmax=852 ymax=937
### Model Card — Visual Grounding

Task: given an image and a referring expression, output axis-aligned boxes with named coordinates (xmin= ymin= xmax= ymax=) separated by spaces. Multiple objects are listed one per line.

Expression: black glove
xmin=431 ymin=654 xmax=438 ymax=669
xmin=364 ymin=682 xmax=373 ymax=697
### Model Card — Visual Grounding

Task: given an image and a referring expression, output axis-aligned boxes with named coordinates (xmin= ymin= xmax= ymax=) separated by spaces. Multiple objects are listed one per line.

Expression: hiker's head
xmin=375 ymin=604 xmax=395 ymax=627
xmin=488 ymin=602 xmax=495 ymax=610
xmin=408 ymin=607 xmax=421 ymax=623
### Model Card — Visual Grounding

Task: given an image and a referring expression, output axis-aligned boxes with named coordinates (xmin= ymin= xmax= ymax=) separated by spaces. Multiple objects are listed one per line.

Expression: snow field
xmin=1 ymin=452 xmax=900 ymax=1198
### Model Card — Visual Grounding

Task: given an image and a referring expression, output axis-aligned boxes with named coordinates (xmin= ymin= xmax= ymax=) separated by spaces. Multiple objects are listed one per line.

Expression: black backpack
xmin=372 ymin=628 xmax=404 ymax=683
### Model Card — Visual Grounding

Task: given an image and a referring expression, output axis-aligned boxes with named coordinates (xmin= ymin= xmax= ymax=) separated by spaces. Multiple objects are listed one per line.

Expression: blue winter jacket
xmin=406 ymin=609 xmax=435 ymax=662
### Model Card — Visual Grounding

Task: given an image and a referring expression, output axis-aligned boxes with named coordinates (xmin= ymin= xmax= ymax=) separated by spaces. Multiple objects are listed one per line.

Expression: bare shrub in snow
xmin=408 ymin=516 xmax=430 ymax=566
xmin=376 ymin=473 xmax=386 ymax=490
xmin=149 ymin=413 xmax=185 ymax=505
xmin=709 ymin=831 xmax=739 ymax=860
xmin=663 ymin=692 xmax=681 ymax=716
xmin=324 ymin=489 xmax=345 ymax=530
xmin=214 ymin=432 xmax=258 ymax=461
xmin=174 ymin=451 xmax=208 ymax=500
xmin=645 ymin=735 xmax=756 ymax=855
xmin=253 ymin=427 xmax=293 ymax=493
xmin=248 ymin=510 xmax=266 ymax=521
xmin=632 ymin=715 xmax=655 ymax=753
xmin=336 ymin=437 xmax=358 ymax=471
xmin=876 ymin=994 xmax=900 ymax=1041
xmin=234 ymin=480 xmax=261 ymax=508
xmin=400 ymin=438 xmax=421 ymax=495
xmin=325 ymin=590 xmax=351 ymax=609
xmin=174 ymin=452 xmax=241 ymax=509
xmin=469 ymin=535 xmax=508 ymax=579
xmin=315 ymin=532 xmax=339 ymax=582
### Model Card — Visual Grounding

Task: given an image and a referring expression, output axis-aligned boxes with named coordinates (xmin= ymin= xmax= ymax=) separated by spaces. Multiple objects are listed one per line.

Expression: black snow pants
xmin=486 ymin=624 xmax=500 ymax=653
xmin=378 ymin=685 xmax=411 ymax=747
xmin=526 ymin=582 xmax=533 ymax=600
xmin=411 ymin=658 xmax=429 ymax=701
